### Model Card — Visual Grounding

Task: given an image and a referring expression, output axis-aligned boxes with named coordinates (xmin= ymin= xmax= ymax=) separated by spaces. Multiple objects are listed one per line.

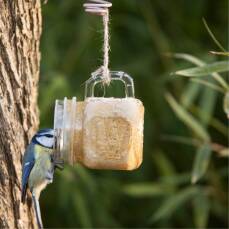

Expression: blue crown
xmin=31 ymin=129 xmax=54 ymax=149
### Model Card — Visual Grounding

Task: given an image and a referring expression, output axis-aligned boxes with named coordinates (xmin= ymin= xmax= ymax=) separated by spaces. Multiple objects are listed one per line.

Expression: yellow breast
xmin=28 ymin=145 xmax=53 ymax=191
xmin=34 ymin=144 xmax=53 ymax=158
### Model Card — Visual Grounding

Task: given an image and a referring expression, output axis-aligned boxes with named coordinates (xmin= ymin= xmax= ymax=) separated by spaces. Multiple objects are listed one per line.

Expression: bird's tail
xmin=32 ymin=193 xmax=43 ymax=229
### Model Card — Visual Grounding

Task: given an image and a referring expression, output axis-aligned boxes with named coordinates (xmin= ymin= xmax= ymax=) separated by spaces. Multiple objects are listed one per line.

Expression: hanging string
xmin=84 ymin=0 xmax=112 ymax=85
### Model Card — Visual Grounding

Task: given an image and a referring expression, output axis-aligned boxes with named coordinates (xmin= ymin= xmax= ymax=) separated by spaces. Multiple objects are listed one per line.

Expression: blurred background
xmin=39 ymin=0 xmax=228 ymax=228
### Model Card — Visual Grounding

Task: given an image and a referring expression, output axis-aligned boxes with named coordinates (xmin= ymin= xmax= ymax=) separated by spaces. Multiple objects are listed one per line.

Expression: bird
xmin=21 ymin=128 xmax=63 ymax=229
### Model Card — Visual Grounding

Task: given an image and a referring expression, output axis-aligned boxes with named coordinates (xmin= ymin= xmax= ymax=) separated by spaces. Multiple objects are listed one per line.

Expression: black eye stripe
xmin=37 ymin=134 xmax=53 ymax=138
xmin=46 ymin=134 xmax=53 ymax=138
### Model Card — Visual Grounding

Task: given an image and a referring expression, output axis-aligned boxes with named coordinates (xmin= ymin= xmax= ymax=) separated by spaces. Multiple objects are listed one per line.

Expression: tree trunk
xmin=0 ymin=0 xmax=42 ymax=228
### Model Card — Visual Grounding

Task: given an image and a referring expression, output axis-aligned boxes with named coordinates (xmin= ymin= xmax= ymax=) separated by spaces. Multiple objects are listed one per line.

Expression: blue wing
xmin=21 ymin=143 xmax=35 ymax=203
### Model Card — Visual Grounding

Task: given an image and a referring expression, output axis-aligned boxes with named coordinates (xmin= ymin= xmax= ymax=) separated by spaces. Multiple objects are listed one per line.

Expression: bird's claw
xmin=50 ymin=155 xmax=64 ymax=170
xmin=54 ymin=159 xmax=64 ymax=170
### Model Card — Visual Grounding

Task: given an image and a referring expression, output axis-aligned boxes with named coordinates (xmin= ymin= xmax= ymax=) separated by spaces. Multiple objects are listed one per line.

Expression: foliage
xmin=39 ymin=0 xmax=228 ymax=228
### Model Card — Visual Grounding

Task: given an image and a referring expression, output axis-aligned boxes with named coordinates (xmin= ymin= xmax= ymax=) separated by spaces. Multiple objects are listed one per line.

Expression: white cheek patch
xmin=36 ymin=136 xmax=54 ymax=148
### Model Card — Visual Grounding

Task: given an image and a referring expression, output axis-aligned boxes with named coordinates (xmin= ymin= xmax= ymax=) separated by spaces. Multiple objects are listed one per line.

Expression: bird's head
xmin=32 ymin=129 xmax=55 ymax=149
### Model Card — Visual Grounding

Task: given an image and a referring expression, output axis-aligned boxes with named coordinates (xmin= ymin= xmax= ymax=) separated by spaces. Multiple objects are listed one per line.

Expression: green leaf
xmin=150 ymin=187 xmax=200 ymax=222
xmin=167 ymin=53 xmax=205 ymax=66
xmin=123 ymin=183 xmax=172 ymax=197
xmin=175 ymin=61 xmax=229 ymax=77
xmin=165 ymin=93 xmax=210 ymax=141
xmin=170 ymin=53 xmax=228 ymax=90
xmin=193 ymin=193 xmax=210 ymax=229
xmin=210 ymin=51 xmax=229 ymax=56
xmin=191 ymin=79 xmax=225 ymax=94
xmin=181 ymin=82 xmax=202 ymax=108
xmin=223 ymin=92 xmax=229 ymax=118
xmin=198 ymin=82 xmax=217 ymax=126
xmin=203 ymin=18 xmax=226 ymax=52
xmin=159 ymin=173 xmax=191 ymax=186
xmin=191 ymin=143 xmax=212 ymax=183
xmin=169 ymin=54 xmax=204 ymax=108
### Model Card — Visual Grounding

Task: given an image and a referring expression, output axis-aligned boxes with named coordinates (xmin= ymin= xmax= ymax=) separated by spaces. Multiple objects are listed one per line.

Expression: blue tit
xmin=21 ymin=128 xmax=63 ymax=229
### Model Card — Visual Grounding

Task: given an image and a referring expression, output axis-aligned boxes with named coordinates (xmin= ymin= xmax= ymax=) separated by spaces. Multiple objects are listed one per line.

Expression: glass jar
xmin=53 ymin=71 xmax=144 ymax=170
xmin=54 ymin=97 xmax=84 ymax=165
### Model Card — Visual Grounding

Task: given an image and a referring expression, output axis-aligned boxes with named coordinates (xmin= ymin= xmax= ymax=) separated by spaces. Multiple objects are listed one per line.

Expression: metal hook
xmin=83 ymin=0 xmax=112 ymax=16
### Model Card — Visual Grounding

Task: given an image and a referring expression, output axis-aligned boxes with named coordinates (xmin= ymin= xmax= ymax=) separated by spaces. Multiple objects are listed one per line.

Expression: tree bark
xmin=0 ymin=0 xmax=42 ymax=228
